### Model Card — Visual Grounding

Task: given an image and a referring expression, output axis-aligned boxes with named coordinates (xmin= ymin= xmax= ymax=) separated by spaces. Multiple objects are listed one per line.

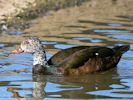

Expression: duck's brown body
xmin=46 ymin=45 xmax=129 ymax=75
xmin=12 ymin=37 xmax=130 ymax=76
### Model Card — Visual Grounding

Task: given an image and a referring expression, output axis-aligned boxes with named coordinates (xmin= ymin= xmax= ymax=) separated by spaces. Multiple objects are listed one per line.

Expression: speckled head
xmin=12 ymin=37 xmax=48 ymax=67
xmin=21 ymin=37 xmax=44 ymax=53
xmin=12 ymin=37 xmax=45 ymax=54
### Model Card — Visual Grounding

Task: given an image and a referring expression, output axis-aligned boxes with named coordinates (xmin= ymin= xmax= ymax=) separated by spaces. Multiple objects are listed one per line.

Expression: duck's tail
xmin=113 ymin=45 xmax=130 ymax=55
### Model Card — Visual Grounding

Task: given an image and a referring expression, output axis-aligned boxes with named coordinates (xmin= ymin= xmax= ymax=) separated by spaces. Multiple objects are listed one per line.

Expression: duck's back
xmin=48 ymin=46 xmax=90 ymax=65
xmin=48 ymin=45 xmax=130 ymax=75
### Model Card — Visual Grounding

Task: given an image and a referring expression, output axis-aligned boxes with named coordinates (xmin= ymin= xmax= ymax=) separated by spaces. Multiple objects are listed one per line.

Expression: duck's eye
xmin=24 ymin=41 xmax=30 ymax=44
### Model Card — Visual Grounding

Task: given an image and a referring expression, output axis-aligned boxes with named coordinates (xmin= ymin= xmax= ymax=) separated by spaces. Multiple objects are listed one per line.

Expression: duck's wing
xmin=48 ymin=46 xmax=90 ymax=65
xmin=56 ymin=45 xmax=129 ymax=75
xmin=57 ymin=47 xmax=115 ymax=69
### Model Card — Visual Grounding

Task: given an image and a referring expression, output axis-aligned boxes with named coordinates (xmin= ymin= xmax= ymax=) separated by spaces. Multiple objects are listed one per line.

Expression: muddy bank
xmin=0 ymin=0 xmax=34 ymax=18
xmin=0 ymin=0 xmax=90 ymax=40
xmin=0 ymin=0 xmax=133 ymax=54
xmin=23 ymin=0 xmax=133 ymax=46
xmin=0 ymin=0 xmax=89 ymax=31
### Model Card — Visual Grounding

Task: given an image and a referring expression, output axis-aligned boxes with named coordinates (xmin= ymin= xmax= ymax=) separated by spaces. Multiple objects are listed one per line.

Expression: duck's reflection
xmin=32 ymin=68 xmax=121 ymax=99
xmin=32 ymin=81 xmax=46 ymax=99
xmin=7 ymin=68 xmax=123 ymax=99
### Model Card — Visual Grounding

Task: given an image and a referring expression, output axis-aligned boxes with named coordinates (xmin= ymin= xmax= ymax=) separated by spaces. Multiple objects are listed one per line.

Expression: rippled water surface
xmin=0 ymin=0 xmax=133 ymax=99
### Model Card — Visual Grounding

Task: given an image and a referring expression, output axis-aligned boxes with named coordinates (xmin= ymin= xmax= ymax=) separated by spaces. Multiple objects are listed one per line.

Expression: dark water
xmin=0 ymin=1 xmax=133 ymax=100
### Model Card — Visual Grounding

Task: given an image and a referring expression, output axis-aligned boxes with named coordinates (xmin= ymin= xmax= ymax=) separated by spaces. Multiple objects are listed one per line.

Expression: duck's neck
xmin=33 ymin=50 xmax=61 ymax=75
xmin=33 ymin=50 xmax=48 ymax=67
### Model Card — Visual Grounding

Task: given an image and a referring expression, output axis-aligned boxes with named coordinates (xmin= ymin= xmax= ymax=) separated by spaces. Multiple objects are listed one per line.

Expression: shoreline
xmin=0 ymin=0 xmax=89 ymax=31
xmin=0 ymin=0 xmax=132 ymax=48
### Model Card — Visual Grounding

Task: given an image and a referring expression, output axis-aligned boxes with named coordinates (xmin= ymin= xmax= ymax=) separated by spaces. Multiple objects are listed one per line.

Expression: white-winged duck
xmin=12 ymin=37 xmax=130 ymax=75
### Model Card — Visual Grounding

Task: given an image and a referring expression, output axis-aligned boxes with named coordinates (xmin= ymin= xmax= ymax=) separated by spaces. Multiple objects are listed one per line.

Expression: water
xmin=0 ymin=0 xmax=133 ymax=99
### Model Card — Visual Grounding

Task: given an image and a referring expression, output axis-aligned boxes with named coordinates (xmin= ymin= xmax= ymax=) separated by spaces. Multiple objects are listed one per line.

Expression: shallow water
xmin=0 ymin=0 xmax=133 ymax=99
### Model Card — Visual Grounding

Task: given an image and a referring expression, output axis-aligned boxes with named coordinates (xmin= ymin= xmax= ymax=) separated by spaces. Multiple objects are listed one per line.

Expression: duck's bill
xmin=11 ymin=47 xmax=24 ymax=54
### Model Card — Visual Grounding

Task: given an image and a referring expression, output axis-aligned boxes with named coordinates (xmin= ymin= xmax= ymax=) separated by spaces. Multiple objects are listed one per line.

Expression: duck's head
xmin=12 ymin=37 xmax=44 ymax=54
xmin=12 ymin=37 xmax=49 ymax=74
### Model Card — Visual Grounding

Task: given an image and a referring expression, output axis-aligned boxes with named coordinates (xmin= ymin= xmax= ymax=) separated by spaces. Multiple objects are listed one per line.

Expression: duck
xmin=12 ymin=37 xmax=130 ymax=75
